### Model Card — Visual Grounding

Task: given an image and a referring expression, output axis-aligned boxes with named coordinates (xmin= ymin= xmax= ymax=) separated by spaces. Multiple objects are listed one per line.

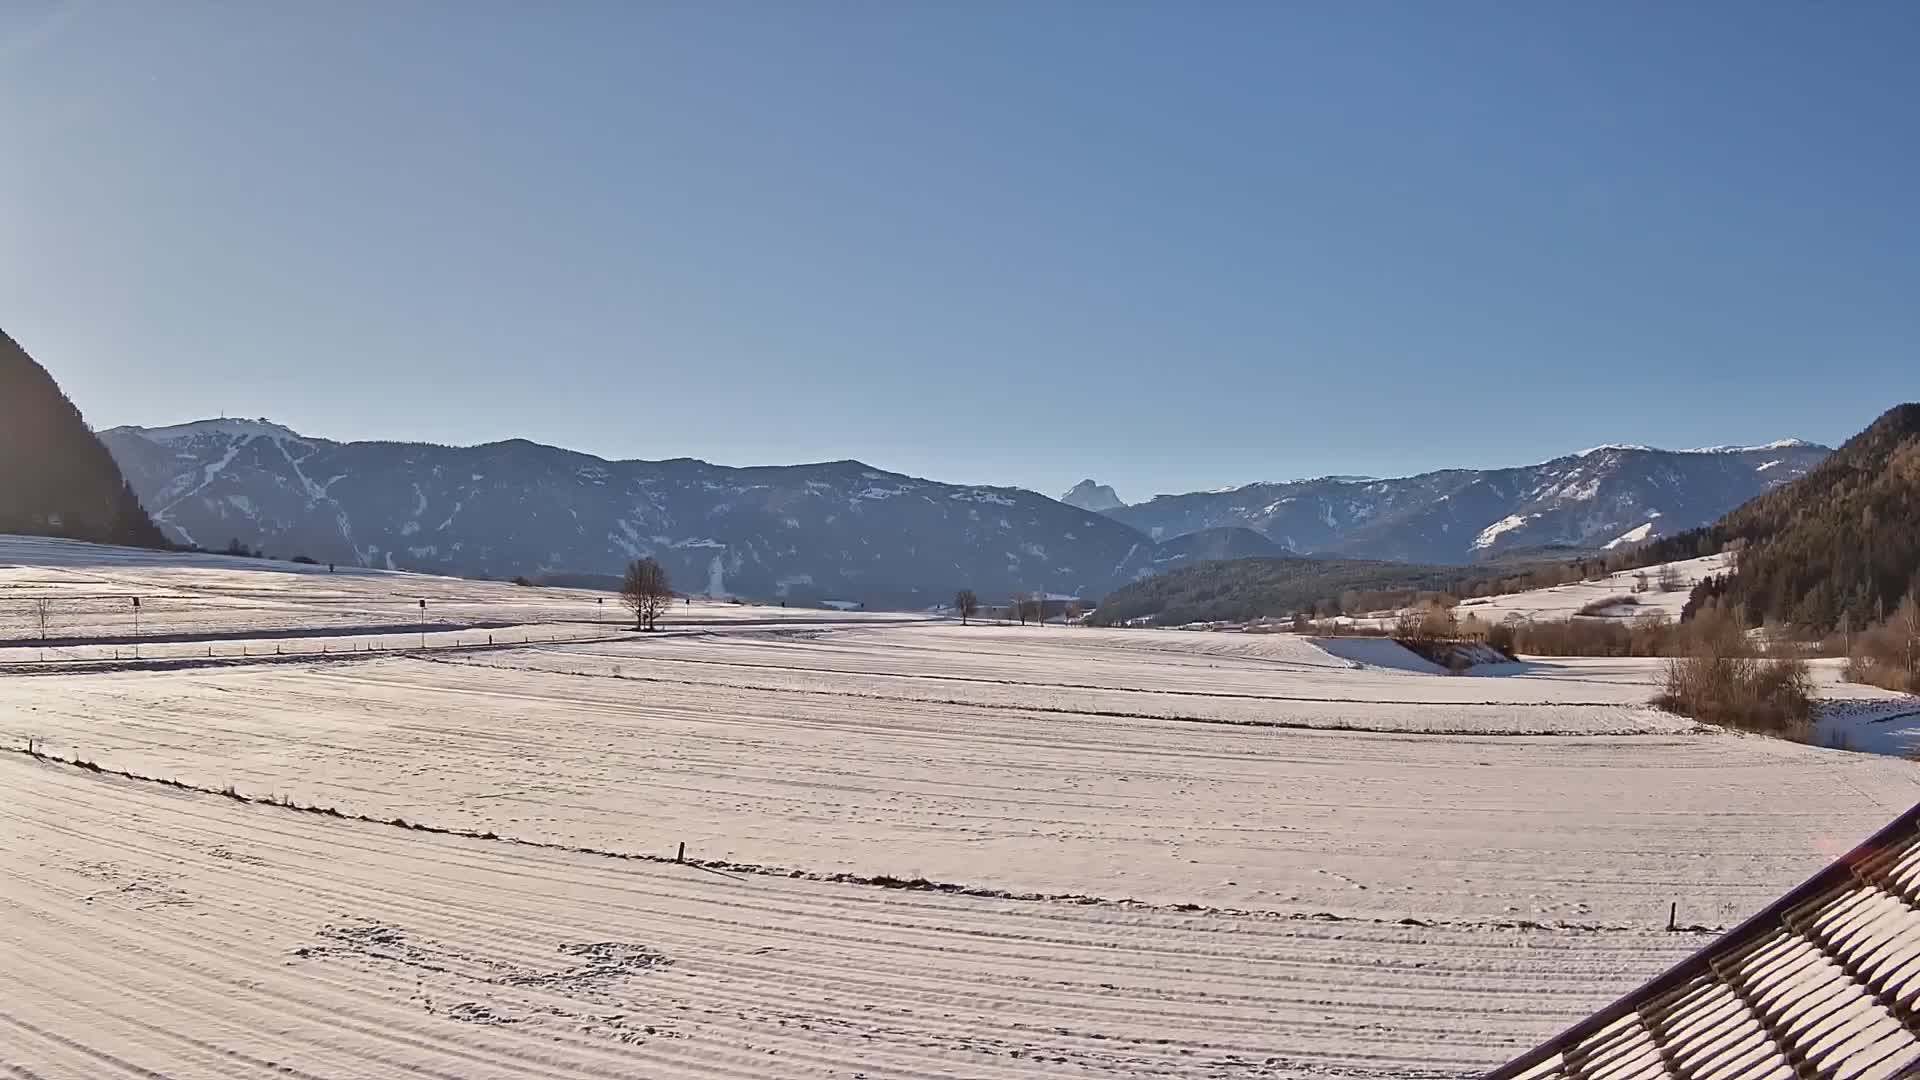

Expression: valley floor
xmin=3 ymin=539 xmax=1919 ymax=1077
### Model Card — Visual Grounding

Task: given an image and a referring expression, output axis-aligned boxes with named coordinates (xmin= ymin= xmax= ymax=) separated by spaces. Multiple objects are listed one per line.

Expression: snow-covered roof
xmin=1488 ymin=800 xmax=1920 ymax=1079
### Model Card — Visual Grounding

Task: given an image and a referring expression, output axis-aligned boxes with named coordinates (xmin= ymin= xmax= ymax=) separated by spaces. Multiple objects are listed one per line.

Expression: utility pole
xmin=419 ymin=598 xmax=427 ymax=649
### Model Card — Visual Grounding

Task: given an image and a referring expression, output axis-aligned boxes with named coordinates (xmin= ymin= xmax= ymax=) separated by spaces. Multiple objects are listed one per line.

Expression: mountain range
xmin=101 ymin=419 xmax=1230 ymax=606
xmin=1086 ymin=440 xmax=1828 ymax=564
xmin=101 ymin=419 xmax=1828 ymax=606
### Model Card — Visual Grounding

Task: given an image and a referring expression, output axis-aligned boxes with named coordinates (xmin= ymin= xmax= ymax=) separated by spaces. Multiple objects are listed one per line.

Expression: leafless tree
xmin=954 ymin=589 xmax=979 ymax=625
xmin=1012 ymin=592 xmax=1031 ymax=626
xmin=1063 ymin=599 xmax=1083 ymax=624
xmin=32 ymin=598 xmax=50 ymax=641
xmin=1656 ymin=562 xmax=1684 ymax=593
xmin=620 ymin=557 xmax=673 ymax=632
xmin=1901 ymin=590 xmax=1920 ymax=681
xmin=1724 ymin=538 xmax=1745 ymax=575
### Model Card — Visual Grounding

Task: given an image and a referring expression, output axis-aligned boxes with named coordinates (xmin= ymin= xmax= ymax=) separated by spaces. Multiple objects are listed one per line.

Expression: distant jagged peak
xmin=1060 ymin=478 xmax=1124 ymax=512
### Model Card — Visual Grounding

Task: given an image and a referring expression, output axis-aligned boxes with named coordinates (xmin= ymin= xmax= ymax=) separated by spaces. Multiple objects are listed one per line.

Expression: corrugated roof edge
xmin=1484 ymin=800 xmax=1920 ymax=1079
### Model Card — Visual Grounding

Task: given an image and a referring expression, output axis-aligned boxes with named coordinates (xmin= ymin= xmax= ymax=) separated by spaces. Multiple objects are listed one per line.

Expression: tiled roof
xmin=1487 ymin=803 xmax=1920 ymax=1080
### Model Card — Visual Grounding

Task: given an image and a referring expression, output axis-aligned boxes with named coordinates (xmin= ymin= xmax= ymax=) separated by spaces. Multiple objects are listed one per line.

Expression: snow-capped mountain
xmin=1059 ymin=479 xmax=1124 ymax=513
xmin=1104 ymin=442 xmax=1830 ymax=563
xmin=101 ymin=419 xmax=1832 ymax=604
xmin=102 ymin=420 xmax=1217 ymax=605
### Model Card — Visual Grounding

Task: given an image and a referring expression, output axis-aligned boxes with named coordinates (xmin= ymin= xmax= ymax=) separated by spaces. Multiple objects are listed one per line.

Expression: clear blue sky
xmin=4 ymin=2 xmax=1915 ymax=501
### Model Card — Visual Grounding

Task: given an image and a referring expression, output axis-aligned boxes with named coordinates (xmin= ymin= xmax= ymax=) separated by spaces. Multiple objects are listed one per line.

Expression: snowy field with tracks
xmin=3 ymin=537 xmax=1918 ymax=1078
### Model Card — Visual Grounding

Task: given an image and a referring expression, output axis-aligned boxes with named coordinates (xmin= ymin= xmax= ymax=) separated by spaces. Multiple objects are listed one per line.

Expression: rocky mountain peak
xmin=1060 ymin=479 xmax=1124 ymax=513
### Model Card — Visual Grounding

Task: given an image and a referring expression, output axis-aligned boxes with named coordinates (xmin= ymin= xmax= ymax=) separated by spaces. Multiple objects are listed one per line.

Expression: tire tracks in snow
xmin=4 ymin=742 xmax=1715 ymax=936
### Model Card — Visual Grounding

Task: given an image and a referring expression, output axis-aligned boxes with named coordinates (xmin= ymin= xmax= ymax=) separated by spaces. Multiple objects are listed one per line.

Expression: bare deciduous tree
xmin=1724 ymin=538 xmax=1745 ymax=575
xmin=1656 ymin=561 xmax=1685 ymax=593
xmin=620 ymin=557 xmax=673 ymax=632
xmin=953 ymin=589 xmax=979 ymax=625
xmin=1902 ymin=590 xmax=1920 ymax=681
xmin=32 ymin=598 xmax=51 ymax=641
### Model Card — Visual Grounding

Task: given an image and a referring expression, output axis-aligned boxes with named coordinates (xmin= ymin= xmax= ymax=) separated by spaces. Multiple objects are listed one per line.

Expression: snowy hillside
xmin=1449 ymin=552 xmax=1733 ymax=625
xmin=103 ymin=420 xmax=1216 ymax=605
xmin=1103 ymin=441 xmax=1828 ymax=563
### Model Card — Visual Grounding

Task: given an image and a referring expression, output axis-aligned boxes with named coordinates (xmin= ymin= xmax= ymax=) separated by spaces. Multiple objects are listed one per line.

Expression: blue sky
xmin=4 ymin=2 xmax=1915 ymax=500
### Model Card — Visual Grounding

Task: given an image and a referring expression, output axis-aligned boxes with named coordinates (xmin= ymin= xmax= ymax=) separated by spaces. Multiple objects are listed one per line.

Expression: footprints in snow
xmin=294 ymin=921 xmax=677 ymax=1043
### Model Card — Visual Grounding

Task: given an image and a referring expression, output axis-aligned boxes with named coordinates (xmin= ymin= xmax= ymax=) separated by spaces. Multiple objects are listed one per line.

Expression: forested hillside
xmin=1091 ymin=405 xmax=1920 ymax=633
xmin=1087 ymin=556 xmax=1475 ymax=626
xmin=0 ymin=330 xmax=167 ymax=548
xmin=1636 ymin=404 xmax=1920 ymax=632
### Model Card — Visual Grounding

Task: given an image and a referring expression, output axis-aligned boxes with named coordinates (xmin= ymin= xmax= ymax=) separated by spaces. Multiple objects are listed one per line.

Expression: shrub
xmin=1655 ymin=611 xmax=1813 ymax=738
xmin=1626 ymin=614 xmax=1680 ymax=657
xmin=510 ymin=575 xmax=534 ymax=587
xmin=1489 ymin=613 xmax=1676 ymax=657
xmin=1394 ymin=601 xmax=1456 ymax=643
xmin=1483 ymin=620 xmax=1517 ymax=657
xmin=1507 ymin=618 xmax=1628 ymax=656
xmin=1844 ymin=595 xmax=1920 ymax=694
xmin=1657 ymin=654 xmax=1813 ymax=738
xmin=290 ymin=554 xmax=318 ymax=565
xmin=1576 ymin=595 xmax=1637 ymax=617
xmin=1656 ymin=562 xmax=1686 ymax=593
xmin=1847 ymin=648 xmax=1919 ymax=694
xmin=1308 ymin=620 xmax=1389 ymax=638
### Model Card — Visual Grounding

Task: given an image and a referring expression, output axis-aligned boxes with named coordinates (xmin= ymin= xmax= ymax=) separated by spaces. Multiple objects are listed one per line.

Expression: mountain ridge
xmin=1101 ymin=442 xmax=1829 ymax=563
xmin=102 ymin=419 xmax=1210 ymax=606
xmin=103 ymin=417 xmax=1833 ymax=606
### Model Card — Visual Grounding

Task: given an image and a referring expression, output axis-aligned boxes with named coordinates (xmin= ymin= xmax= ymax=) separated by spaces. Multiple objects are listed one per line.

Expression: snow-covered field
xmin=0 ymin=534 xmax=920 ymax=661
xmin=4 ymin=539 xmax=1919 ymax=1077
